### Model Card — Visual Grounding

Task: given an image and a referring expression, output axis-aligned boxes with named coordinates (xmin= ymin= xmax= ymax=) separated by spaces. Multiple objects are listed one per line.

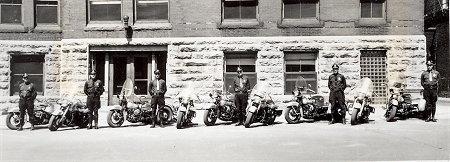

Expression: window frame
xmin=360 ymin=0 xmax=386 ymax=19
xmin=35 ymin=0 xmax=59 ymax=26
xmin=224 ymin=52 xmax=257 ymax=93
xmin=87 ymin=0 xmax=122 ymax=24
xmin=0 ymin=0 xmax=22 ymax=24
xmin=222 ymin=0 xmax=259 ymax=22
xmin=10 ymin=55 xmax=45 ymax=96
xmin=134 ymin=0 xmax=169 ymax=23
xmin=282 ymin=0 xmax=319 ymax=20
xmin=284 ymin=51 xmax=318 ymax=95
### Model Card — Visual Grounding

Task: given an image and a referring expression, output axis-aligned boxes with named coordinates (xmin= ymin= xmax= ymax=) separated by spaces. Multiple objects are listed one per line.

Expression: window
xmin=223 ymin=0 xmax=258 ymax=21
xmin=360 ymin=0 xmax=385 ymax=18
xmin=36 ymin=0 xmax=58 ymax=25
xmin=284 ymin=52 xmax=317 ymax=95
xmin=10 ymin=55 xmax=45 ymax=96
xmin=283 ymin=0 xmax=318 ymax=20
xmin=0 ymin=0 xmax=21 ymax=24
xmin=136 ymin=0 xmax=168 ymax=22
xmin=88 ymin=0 xmax=121 ymax=22
xmin=224 ymin=53 xmax=257 ymax=92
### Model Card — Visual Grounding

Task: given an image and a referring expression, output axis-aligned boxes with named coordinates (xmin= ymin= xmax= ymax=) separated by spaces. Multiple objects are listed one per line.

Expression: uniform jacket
xmin=149 ymin=78 xmax=167 ymax=96
xmin=328 ymin=73 xmax=347 ymax=92
xmin=19 ymin=81 xmax=37 ymax=100
xmin=84 ymin=78 xmax=104 ymax=97
xmin=233 ymin=75 xmax=250 ymax=93
xmin=421 ymin=70 xmax=440 ymax=90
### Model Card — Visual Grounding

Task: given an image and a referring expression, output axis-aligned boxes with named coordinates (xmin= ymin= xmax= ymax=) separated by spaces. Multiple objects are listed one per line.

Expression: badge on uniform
xmin=338 ymin=77 xmax=342 ymax=82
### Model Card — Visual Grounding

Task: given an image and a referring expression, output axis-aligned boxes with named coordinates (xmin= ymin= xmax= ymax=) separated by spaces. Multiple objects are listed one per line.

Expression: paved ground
xmin=1 ymin=98 xmax=449 ymax=162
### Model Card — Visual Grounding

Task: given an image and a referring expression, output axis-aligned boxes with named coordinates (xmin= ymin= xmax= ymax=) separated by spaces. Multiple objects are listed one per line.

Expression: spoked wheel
xmin=203 ymin=109 xmax=218 ymax=126
xmin=386 ymin=105 xmax=397 ymax=122
xmin=107 ymin=110 xmax=124 ymax=127
xmin=6 ymin=113 xmax=21 ymax=130
xmin=284 ymin=107 xmax=300 ymax=124
xmin=351 ymin=109 xmax=359 ymax=125
xmin=244 ymin=112 xmax=254 ymax=128
xmin=49 ymin=115 xmax=63 ymax=131
xmin=176 ymin=111 xmax=185 ymax=129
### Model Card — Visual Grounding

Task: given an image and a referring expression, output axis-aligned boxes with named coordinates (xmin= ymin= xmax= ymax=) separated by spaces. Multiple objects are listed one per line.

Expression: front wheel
xmin=351 ymin=109 xmax=359 ymax=125
xmin=176 ymin=111 xmax=185 ymax=129
xmin=386 ymin=105 xmax=397 ymax=122
xmin=244 ymin=112 xmax=254 ymax=128
xmin=203 ymin=109 xmax=218 ymax=126
xmin=48 ymin=115 xmax=62 ymax=131
xmin=6 ymin=113 xmax=20 ymax=130
xmin=285 ymin=107 xmax=300 ymax=124
xmin=107 ymin=110 xmax=124 ymax=127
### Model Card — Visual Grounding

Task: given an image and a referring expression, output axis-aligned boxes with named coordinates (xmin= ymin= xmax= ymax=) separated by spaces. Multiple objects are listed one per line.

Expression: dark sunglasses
xmin=23 ymin=77 xmax=28 ymax=79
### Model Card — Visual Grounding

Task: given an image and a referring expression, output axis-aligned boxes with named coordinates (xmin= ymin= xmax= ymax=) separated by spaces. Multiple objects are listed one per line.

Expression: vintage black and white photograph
xmin=1 ymin=0 xmax=449 ymax=161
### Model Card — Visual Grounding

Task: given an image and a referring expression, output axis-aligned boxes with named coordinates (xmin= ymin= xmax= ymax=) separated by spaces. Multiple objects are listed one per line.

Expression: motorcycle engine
xmin=35 ymin=111 xmax=43 ymax=118
xmin=133 ymin=108 xmax=141 ymax=116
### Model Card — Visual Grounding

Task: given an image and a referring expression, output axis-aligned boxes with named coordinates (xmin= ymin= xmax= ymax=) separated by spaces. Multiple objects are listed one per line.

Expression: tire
xmin=386 ymin=105 xmax=397 ymax=122
xmin=159 ymin=106 xmax=174 ymax=124
xmin=284 ymin=107 xmax=300 ymax=124
xmin=6 ymin=113 xmax=20 ymax=130
xmin=267 ymin=113 xmax=276 ymax=125
xmin=244 ymin=112 xmax=254 ymax=128
xmin=107 ymin=110 xmax=124 ymax=127
xmin=176 ymin=111 xmax=184 ymax=129
xmin=48 ymin=115 xmax=62 ymax=131
xmin=351 ymin=109 xmax=359 ymax=125
xmin=203 ymin=109 xmax=217 ymax=126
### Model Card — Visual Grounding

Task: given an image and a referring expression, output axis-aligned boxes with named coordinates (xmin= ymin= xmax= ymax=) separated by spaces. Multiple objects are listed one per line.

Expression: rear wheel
xmin=244 ymin=112 xmax=254 ymax=128
xmin=203 ymin=109 xmax=217 ymax=126
xmin=386 ymin=105 xmax=397 ymax=122
xmin=159 ymin=106 xmax=174 ymax=124
xmin=176 ymin=111 xmax=185 ymax=129
xmin=284 ymin=107 xmax=300 ymax=124
xmin=107 ymin=110 xmax=124 ymax=127
xmin=351 ymin=109 xmax=359 ymax=125
xmin=48 ymin=115 xmax=62 ymax=131
xmin=6 ymin=113 xmax=20 ymax=130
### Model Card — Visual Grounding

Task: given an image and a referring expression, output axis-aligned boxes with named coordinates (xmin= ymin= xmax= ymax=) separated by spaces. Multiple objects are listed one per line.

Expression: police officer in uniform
xmin=84 ymin=70 xmax=104 ymax=129
xmin=233 ymin=67 xmax=250 ymax=126
xmin=421 ymin=61 xmax=440 ymax=122
xmin=328 ymin=63 xmax=347 ymax=125
xmin=148 ymin=69 xmax=167 ymax=128
xmin=18 ymin=73 xmax=37 ymax=131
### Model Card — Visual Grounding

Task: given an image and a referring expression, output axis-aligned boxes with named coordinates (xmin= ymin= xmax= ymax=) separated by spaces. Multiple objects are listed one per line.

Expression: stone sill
xmin=278 ymin=19 xmax=323 ymax=28
xmin=218 ymin=21 xmax=263 ymax=29
xmin=34 ymin=25 xmax=62 ymax=33
xmin=84 ymin=22 xmax=124 ymax=31
xmin=0 ymin=24 xmax=27 ymax=33
xmin=132 ymin=22 xmax=172 ymax=31
xmin=356 ymin=19 xmax=388 ymax=27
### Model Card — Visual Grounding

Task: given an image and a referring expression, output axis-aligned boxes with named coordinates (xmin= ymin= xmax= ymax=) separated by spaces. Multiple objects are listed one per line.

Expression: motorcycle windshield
xmin=250 ymin=81 xmax=272 ymax=99
xmin=351 ymin=78 xmax=374 ymax=97
xmin=177 ymin=81 xmax=199 ymax=101
xmin=294 ymin=76 xmax=308 ymax=93
xmin=120 ymin=78 xmax=138 ymax=101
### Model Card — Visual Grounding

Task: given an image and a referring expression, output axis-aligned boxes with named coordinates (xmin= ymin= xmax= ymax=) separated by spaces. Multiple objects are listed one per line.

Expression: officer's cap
xmin=237 ymin=67 xmax=243 ymax=72
xmin=22 ymin=73 xmax=29 ymax=78
xmin=90 ymin=70 xmax=97 ymax=75
xmin=332 ymin=63 xmax=340 ymax=69
xmin=154 ymin=69 xmax=161 ymax=75
xmin=426 ymin=60 xmax=435 ymax=66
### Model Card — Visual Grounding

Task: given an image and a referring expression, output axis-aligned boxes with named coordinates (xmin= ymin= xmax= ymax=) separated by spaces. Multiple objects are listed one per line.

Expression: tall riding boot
xmin=329 ymin=112 xmax=335 ymax=125
xmin=341 ymin=112 xmax=346 ymax=125
xmin=29 ymin=116 xmax=35 ymax=130
xmin=431 ymin=108 xmax=437 ymax=122
xmin=94 ymin=115 xmax=99 ymax=129
xmin=150 ymin=115 xmax=156 ymax=128
xmin=18 ymin=118 xmax=24 ymax=131
xmin=235 ymin=112 xmax=242 ymax=126
xmin=87 ymin=113 xmax=93 ymax=129
xmin=30 ymin=124 xmax=35 ymax=131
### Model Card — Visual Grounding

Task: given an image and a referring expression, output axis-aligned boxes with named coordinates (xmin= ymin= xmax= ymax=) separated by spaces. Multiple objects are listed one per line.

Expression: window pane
xmin=36 ymin=5 xmax=58 ymax=24
xmin=90 ymin=1 xmax=121 ymax=21
xmin=1 ymin=5 xmax=21 ymax=23
xmin=284 ymin=2 xmax=300 ymax=19
xmin=11 ymin=55 xmax=45 ymax=96
xmin=360 ymin=3 xmax=371 ymax=18
xmin=0 ymin=0 xmax=21 ymax=3
xmin=224 ymin=1 xmax=240 ymax=19
xmin=137 ymin=1 xmax=168 ymax=20
xmin=240 ymin=1 xmax=257 ymax=19
xmin=372 ymin=2 xmax=383 ymax=18
xmin=284 ymin=52 xmax=317 ymax=94
xmin=301 ymin=3 xmax=316 ymax=18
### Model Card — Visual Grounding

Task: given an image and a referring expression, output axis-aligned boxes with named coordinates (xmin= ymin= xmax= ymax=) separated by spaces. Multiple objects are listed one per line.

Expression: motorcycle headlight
xmin=392 ymin=94 xmax=398 ymax=99
xmin=182 ymin=97 xmax=190 ymax=105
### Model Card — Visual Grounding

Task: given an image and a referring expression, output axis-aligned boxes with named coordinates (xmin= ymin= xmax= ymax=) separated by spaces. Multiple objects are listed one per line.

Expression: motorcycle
xmin=107 ymin=78 xmax=175 ymax=127
xmin=175 ymin=81 xmax=199 ymax=129
xmin=385 ymin=75 xmax=426 ymax=122
xmin=244 ymin=81 xmax=283 ymax=128
xmin=6 ymin=98 xmax=56 ymax=130
xmin=203 ymin=85 xmax=238 ymax=126
xmin=284 ymin=76 xmax=328 ymax=124
xmin=347 ymin=78 xmax=377 ymax=125
xmin=48 ymin=97 xmax=90 ymax=131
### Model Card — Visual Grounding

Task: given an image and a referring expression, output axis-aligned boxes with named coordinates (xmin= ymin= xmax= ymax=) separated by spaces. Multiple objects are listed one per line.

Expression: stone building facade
xmin=0 ymin=0 xmax=427 ymax=110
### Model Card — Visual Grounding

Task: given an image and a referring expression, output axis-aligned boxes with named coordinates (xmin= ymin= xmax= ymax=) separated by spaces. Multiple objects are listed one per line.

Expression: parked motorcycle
xmin=107 ymin=78 xmax=175 ymax=127
xmin=48 ymin=97 xmax=90 ymax=131
xmin=285 ymin=76 xmax=328 ymax=124
xmin=347 ymin=78 xmax=377 ymax=125
xmin=175 ymin=81 xmax=199 ymax=129
xmin=6 ymin=98 xmax=56 ymax=130
xmin=385 ymin=75 xmax=426 ymax=122
xmin=203 ymin=85 xmax=238 ymax=126
xmin=244 ymin=81 xmax=283 ymax=128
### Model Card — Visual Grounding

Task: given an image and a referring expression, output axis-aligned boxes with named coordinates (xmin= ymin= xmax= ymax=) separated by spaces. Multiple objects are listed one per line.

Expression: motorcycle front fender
xmin=203 ymin=103 xmax=217 ymax=110
xmin=390 ymin=99 xmax=399 ymax=106
xmin=248 ymin=106 xmax=257 ymax=113
xmin=353 ymin=103 xmax=362 ymax=109
xmin=178 ymin=105 xmax=187 ymax=112
xmin=7 ymin=107 xmax=20 ymax=113
xmin=109 ymin=105 xmax=123 ymax=111
xmin=287 ymin=102 xmax=298 ymax=107
xmin=51 ymin=109 xmax=64 ymax=116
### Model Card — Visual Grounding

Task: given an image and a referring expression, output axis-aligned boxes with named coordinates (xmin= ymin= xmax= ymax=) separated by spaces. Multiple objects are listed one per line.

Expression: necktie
xmin=156 ymin=80 xmax=160 ymax=90
xmin=429 ymin=72 xmax=432 ymax=82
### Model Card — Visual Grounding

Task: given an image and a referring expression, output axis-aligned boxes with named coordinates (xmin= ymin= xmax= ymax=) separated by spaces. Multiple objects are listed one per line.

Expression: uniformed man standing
xmin=233 ymin=67 xmax=250 ymax=126
xmin=148 ymin=69 xmax=167 ymax=128
xmin=328 ymin=63 xmax=347 ymax=125
xmin=84 ymin=70 xmax=104 ymax=129
xmin=421 ymin=61 xmax=440 ymax=122
xmin=18 ymin=73 xmax=37 ymax=131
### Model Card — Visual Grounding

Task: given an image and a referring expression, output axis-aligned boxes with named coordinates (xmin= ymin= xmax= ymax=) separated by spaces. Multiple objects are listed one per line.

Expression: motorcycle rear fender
xmin=248 ymin=106 xmax=257 ymax=113
xmin=7 ymin=107 xmax=20 ymax=113
xmin=51 ymin=109 xmax=64 ymax=116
